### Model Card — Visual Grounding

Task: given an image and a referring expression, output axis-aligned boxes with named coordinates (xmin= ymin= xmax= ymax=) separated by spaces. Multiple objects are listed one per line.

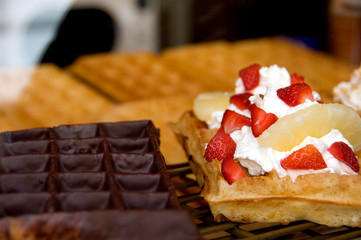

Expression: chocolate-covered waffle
xmin=0 ymin=121 xmax=200 ymax=239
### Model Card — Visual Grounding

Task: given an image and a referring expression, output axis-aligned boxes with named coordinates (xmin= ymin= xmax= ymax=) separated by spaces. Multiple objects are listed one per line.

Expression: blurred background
xmin=0 ymin=0 xmax=360 ymax=68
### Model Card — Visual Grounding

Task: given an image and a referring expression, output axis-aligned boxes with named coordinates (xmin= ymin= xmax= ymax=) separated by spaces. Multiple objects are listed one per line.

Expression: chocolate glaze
xmin=0 ymin=121 xmax=200 ymax=239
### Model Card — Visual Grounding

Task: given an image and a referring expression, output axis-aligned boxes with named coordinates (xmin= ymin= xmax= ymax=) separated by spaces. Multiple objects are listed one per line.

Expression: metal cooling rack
xmin=167 ymin=163 xmax=361 ymax=240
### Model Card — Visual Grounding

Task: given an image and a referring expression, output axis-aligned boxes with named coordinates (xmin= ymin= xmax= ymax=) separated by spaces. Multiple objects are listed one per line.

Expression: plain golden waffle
xmin=172 ymin=111 xmax=361 ymax=227
xmin=162 ymin=41 xmax=236 ymax=92
xmin=162 ymin=37 xmax=354 ymax=103
xmin=1 ymin=64 xmax=112 ymax=130
xmin=101 ymin=96 xmax=194 ymax=165
xmin=68 ymin=52 xmax=209 ymax=102
xmin=0 ymin=107 xmax=21 ymax=132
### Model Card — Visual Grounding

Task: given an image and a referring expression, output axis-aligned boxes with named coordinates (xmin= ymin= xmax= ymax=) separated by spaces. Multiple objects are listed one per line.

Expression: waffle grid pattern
xmin=0 ymin=121 xmax=201 ymax=239
xmin=69 ymin=52 xmax=207 ymax=102
xmin=0 ymin=120 xmax=181 ymax=216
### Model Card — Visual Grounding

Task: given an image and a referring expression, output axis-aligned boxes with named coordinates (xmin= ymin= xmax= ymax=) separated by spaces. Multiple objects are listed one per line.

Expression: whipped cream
xmin=334 ymin=66 xmax=361 ymax=112
xmin=235 ymin=65 xmax=290 ymax=95
xmin=207 ymin=65 xmax=358 ymax=180
xmin=231 ymin=128 xmax=357 ymax=181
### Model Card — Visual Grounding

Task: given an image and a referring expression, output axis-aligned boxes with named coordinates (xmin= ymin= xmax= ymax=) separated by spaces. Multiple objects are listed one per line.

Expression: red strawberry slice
xmin=230 ymin=93 xmax=253 ymax=110
xmin=204 ymin=128 xmax=236 ymax=162
xmin=290 ymin=73 xmax=304 ymax=85
xmin=221 ymin=109 xmax=251 ymax=134
xmin=277 ymin=83 xmax=314 ymax=107
xmin=250 ymin=104 xmax=278 ymax=138
xmin=221 ymin=157 xmax=247 ymax=184
xmin=280 ymin=144 xmax=327 ymax=170
xmin=328 ymin=141 xmax=360 ymax=172
xmin=239 ymin=64 xmax=261 ymax=91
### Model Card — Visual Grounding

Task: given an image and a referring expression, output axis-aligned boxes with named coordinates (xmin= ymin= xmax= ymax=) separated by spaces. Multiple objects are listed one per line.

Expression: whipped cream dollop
xmin=235 ymin=65 xmax=290 ymax=95
xmin=207 ymin=65 xmax=358 ymax=180
xmin=334 ymin=66 xmax=361 ymax=112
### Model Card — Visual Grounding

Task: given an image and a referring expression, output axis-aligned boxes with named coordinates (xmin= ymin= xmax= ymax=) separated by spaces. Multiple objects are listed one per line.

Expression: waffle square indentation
xmin=0 ymin=121 xmax=175 ymax=216
xmin=0 ymin=120 xmax=200 ymax=239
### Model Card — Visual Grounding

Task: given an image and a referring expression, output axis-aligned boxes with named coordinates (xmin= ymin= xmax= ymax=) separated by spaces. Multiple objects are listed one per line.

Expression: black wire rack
xmin=167 ymin=162 xmax=361 ymax=240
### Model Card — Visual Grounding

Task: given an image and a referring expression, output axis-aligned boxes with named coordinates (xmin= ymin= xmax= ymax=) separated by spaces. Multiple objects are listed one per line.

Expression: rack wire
xmin=167 ymin=162 xmax=361 ymax=240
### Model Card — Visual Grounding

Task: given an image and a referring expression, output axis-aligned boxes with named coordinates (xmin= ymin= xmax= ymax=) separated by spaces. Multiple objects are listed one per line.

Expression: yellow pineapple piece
xmin=193 ymin=92 xmax=233 ymax=122
xmin=258 ymin=103 xmax=361 ymax=152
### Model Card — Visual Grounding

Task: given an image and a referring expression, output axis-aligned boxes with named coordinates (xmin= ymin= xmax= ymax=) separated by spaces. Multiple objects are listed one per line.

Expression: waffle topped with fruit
xmin=172 ymin=64 xmax=361 ymax=227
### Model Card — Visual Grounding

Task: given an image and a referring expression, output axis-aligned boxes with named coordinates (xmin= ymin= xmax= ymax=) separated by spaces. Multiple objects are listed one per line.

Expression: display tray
xmin=168 ymin=163 xmax=361 ymax=240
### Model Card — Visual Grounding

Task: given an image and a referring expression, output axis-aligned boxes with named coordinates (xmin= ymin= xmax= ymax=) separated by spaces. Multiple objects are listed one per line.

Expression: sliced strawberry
xmin=250 ymin=104 xmax=278 ymax=138
xmin=277 ymin=83 xmax=314 ymax=107
xmin=230 ymin=93 xmax=253 ymax=110
xmin=328 ymin=141 xmax=359 ymax=172
xmin=204 ymin=128 xmax=236 ymax=162
xmin=239 ymin=64 xmax=261 ymax=91
xmin=280 ymin=144 xmax=327 ymax=170
xmin=221 ymin=109 xmax=251 ymax=134
xmin=221 ymin=157 xmax=247 ymax=184
xmin=290 ymin=73 xmax=304 ymax=85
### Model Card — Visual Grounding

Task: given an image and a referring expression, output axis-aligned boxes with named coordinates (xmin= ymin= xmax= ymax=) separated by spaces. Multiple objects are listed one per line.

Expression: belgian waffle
xmin=0 ymin=120 xmax=200 ymax=239
xmin=3 ymin=64 xmax=112 ymax=129
xmin=172 ymin=111 xmax=361 ymax=228
xmin=0 ymin=114 xmax=18 ymax=132
xmin=68 ymin=52 xmax=208 ymax=102
xmin=162 ymin=37 xmax=353 ymax=103
xmin=162 ymin=41 xmax=236 ymax=92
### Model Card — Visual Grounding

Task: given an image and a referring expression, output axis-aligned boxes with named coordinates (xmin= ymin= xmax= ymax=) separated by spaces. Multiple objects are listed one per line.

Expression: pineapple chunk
xmin=193 ymin=92 xmax=233 ymax=122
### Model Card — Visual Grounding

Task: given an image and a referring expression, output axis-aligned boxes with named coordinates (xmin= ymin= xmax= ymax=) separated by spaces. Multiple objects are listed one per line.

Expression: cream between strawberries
xmin=207 ymin=65 xmax=358 ymax=181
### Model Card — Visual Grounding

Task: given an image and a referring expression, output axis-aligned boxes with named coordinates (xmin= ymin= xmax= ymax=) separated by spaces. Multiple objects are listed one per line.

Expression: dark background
xmin=40 ymin=0 xmax=359 ymax=67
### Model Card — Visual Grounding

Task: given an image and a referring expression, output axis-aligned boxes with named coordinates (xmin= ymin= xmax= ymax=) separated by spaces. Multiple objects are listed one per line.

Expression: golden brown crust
xmin=172 ymin=111 xmax=361 ymax=227
xmin=211 ymin=199 xmax=361 ymax=226
xmin=2 ymin=64 xmax=113 ymax=129
xmin=68 ymin=52 xmax=209 ymax=102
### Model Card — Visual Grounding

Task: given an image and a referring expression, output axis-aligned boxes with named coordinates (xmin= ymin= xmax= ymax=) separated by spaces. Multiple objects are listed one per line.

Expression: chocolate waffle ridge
xmin=0 ymin=121 xmax=200 ymax=240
